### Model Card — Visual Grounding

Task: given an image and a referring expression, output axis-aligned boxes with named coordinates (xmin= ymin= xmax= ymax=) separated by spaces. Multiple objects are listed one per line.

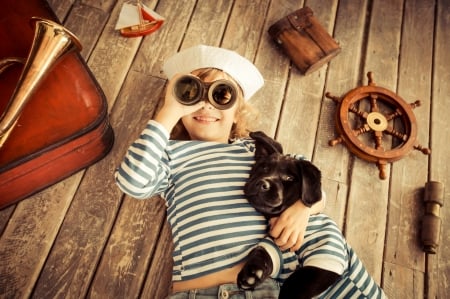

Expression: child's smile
xmin=193 ymin=112 xmax=221 ymax=124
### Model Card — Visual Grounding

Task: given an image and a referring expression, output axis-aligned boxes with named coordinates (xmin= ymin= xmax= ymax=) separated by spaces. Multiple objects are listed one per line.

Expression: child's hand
xmin=165 ymin=74 xmax=205 ymax=115
xmin=269 ymin=200 xmax=311 ymax=252
xmin=155 ymin=73 xmax=205 ymax=132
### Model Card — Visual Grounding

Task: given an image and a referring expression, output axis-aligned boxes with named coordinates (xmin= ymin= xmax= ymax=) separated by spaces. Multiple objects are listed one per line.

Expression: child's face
xmin=181 ymin=71 xmax=240 ymax=143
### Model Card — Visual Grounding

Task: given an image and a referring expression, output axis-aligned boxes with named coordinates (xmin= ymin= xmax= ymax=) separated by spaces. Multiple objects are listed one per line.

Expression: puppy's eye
xmin=260 ymin=180 xmax=271 ymax=191
xmin=282 ymin=175 xmax=294 ymax=182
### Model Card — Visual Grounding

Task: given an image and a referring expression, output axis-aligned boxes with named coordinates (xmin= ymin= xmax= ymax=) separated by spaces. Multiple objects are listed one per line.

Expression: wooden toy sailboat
xmin=115 ymin=1 xmax=164 ymax=37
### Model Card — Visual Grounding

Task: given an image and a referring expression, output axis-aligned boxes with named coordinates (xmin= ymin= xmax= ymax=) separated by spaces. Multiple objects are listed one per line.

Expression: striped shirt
xmin=115 ymin=120 xmax=298 ymax=281
xmin=115 ymin=120 xmax=386 ymax=297
xmin=301 ymin=214 xmax=387 ymax=298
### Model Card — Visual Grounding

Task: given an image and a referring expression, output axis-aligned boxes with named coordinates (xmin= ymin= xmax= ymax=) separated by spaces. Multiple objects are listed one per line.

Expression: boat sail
xmin=115 ymin=1 xmax=164 ymax=37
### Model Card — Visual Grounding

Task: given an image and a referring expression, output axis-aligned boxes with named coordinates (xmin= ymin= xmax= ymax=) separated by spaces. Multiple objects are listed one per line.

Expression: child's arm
xmin=269 ymin=193 xmax=325 ymax=251
xmin=115 ymin=74 xmax=204 ymax=198
xmin=114 ymin=120 xmax=171 ymax=198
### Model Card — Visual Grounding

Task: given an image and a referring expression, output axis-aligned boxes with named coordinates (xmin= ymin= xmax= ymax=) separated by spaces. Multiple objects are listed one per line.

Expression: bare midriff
xmin=171 ymin=262 xmax=245 ymax=293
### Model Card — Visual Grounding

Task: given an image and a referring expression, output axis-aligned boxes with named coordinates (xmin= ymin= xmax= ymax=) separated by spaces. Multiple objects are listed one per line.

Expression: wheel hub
xmin=366 ymin=112 xmax=388 ymax=131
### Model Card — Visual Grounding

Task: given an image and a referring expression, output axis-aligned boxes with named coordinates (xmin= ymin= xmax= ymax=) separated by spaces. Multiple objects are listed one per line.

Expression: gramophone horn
xmin=0 ymin=17 xmax=82 ymax=147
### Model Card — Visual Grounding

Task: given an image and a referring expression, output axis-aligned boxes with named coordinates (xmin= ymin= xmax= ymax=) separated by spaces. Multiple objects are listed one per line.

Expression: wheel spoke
xmin=373 ymin=130 xmax=384 ymax=151
xmin=370 ymin=93 xmax=379 ymax=112
xmin=352 ymin=124 xmax=371 ymax=136
xmin=384 ymin=126 xmax=408 ymax=141
xmin=349 ymin=104 xmax=368 ymax=119
xmin=385 ymin=108 xmax=403 ymax=121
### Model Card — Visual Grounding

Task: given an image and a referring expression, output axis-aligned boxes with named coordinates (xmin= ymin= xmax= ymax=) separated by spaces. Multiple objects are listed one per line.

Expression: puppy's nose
xmin=259 ymin=180 xmax=271 ymax=191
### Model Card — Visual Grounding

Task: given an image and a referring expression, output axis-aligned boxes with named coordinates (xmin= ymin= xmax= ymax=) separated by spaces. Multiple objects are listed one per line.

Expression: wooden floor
xmin=1 ymin=0 xmax=449 ymax=298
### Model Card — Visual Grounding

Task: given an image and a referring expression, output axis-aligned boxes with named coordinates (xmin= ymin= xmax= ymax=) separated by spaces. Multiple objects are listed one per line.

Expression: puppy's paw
xmin=237 ymin=246 xmax=273 ymax=290
xmin=237 ymin=265 xmax=265 ymax=290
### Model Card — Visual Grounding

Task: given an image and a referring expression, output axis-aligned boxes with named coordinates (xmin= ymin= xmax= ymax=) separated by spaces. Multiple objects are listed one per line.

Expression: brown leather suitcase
xmin=0 ymin=0 xmax=114 ymax=208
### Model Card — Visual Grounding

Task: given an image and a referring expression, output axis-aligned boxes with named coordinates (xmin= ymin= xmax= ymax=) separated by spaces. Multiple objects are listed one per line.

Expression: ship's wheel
xmin=326 ymin=72 xmax=430 ymax=179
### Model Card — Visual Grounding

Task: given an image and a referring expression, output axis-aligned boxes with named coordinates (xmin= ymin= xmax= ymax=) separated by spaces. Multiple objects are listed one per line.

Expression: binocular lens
xmin=210 ymin=83 xmax=234 ymax=106
xmin=173 ymin=75 xmax=237 ymax=109
xmin=173 ymin=76 xmax=202 ymax=105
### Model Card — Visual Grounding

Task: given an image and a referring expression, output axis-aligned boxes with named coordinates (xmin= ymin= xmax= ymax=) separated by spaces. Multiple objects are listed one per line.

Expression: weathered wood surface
xmin=1 ymin=0 xmax=449 ymax=298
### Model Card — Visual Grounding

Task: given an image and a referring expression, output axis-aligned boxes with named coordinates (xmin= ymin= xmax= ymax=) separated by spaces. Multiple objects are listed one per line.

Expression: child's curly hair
xmin=169 ymin=68 xmax=259 ymax=140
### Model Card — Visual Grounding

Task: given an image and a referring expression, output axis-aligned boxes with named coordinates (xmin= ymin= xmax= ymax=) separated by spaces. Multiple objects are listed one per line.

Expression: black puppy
xmin=237 ymin=131 xmax=340 ymax=298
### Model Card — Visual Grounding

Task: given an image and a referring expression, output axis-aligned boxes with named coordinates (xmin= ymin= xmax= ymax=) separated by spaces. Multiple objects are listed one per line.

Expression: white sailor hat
xmin=162 ymin=45 xmax=264 ymax=100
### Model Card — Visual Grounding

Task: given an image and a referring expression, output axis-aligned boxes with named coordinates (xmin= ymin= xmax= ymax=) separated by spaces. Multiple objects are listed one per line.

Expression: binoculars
xmin=172 ymin=75 xmax=238 ymax=110
xmin=421 ymin=181 xmax=444 ymax=254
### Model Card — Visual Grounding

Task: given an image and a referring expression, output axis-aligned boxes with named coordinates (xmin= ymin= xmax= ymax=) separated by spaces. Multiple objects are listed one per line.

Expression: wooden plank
xmin=345 ymin=0 xmax=404 ymax=285
xmin=47 ymin=0 xmax=75 ymax=21
xmin=130 ymin=0 xmax=197 ymax=77
xmin=64 ymin=4 xmax=110 ymax=59
xmin=312 ymin=0 xmax=368 ymax=228
xmin=0 ymin=174 xmax=82 ymax=298
xmin=276 ymin=0 xmax=342 ymax=223
xmin=0 ymin=206 xmax=15 ymax=236
xmin=222 ymin=0 xmax=270 ymax=59
xmin=313 ymin=0 xmax=367 ymax=182
xmin=253 ymin=0 xmax=299 ymax=136
xmin=221 ymin=0 xmax=273 ymax=119
xmin=30 ymin=171 xmax=120 ymax=298
xmin=383 ymin=262 xmax=425 ymax=299
xmin=427 ymin=0 xmax=450 ymax=297
xmin=81 ymin=0 xmax=115 ymax=12
xmin=85 ymin=71 xmax=167 ymax=298
xmin=182 ymin=0 xmax=233 ymax=49
xmin=141 ymin=220 xmax=174 ymax=298
xmin=277 ymin=0 xmax=338 ymax=156
xmin=88 ymin=195 xmax=167 ymax=298
xmin=85 ymin=0 xmax=148 ymax=107
xmin=31 ymin=72 xmax=164 ymax=298
xmin=382 ymin=0 xmax=434 ymax=297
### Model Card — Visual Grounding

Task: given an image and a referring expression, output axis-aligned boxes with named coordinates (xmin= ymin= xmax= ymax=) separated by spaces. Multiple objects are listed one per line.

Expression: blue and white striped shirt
xmin=115 ymin=120 xmax=386 ymax=298
xmin=115 ymin=120 xmax=297 ymax=281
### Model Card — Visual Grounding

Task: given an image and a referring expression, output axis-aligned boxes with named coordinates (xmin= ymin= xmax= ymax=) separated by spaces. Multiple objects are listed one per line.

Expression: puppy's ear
xmin=250 ymin=131 xmax=283 ymax=159
xmin=297 ymin=160 xmax=322 ymax=207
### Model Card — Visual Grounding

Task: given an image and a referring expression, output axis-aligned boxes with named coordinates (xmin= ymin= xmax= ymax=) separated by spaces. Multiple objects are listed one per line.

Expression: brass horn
xmin=0 ymin=17 xmax=82 ymax=148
